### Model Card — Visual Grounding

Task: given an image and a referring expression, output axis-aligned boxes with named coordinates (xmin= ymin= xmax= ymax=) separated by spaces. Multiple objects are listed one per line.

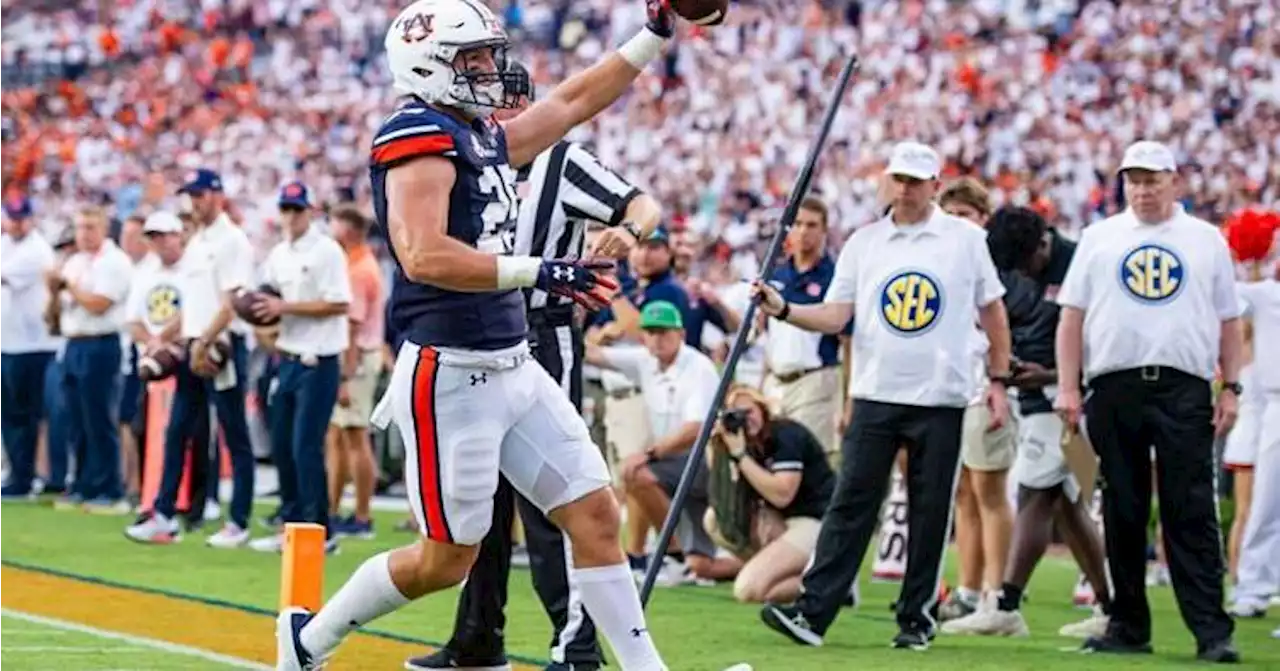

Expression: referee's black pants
xmin=796 ymin=400 xmax=964 ymax=635
xmin=447 ymin=306 xmax=603 ymax=665
xmin=1085 ymin=366 xmax=1233 ymax=647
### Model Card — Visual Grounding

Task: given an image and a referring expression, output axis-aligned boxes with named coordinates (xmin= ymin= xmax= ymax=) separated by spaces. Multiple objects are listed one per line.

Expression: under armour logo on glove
xmin=536 ymin=258 xmax=619 ymax=311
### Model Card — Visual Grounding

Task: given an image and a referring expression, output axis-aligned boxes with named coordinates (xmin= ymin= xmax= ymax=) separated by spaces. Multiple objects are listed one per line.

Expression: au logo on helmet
xmin=1119 ymin=243 xmax=1185 ymax=304
xmin=879 ymin=269 xmax=944 ymax=336
xmin=399 ymin=12 xmax=435 ymax=42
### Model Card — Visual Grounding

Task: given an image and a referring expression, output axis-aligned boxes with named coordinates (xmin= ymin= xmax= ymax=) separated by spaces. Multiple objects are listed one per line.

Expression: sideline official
xmin=1054 ymin=140 xmax=1241 ymax=662
xmin=405 ymin=62 xmax=662 ymax=671
xmin=247 ymin=183 xmax=351 ymax=552
xmin=1 ymin=197 xmax=59 ymax=499
xmin=50 ymin=207 xmax=135 ymax=512
xmin=753 ymin=142 xmax=1012 ymax=650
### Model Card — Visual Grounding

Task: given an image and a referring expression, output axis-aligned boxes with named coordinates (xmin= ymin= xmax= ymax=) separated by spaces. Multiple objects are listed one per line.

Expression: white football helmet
xmin=384 ymin=0 xmax=520 ymax=118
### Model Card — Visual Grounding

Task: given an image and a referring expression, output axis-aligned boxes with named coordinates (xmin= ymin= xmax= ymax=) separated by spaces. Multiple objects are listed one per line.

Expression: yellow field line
xmin=0 ymin=566 xmax=538 ymax=670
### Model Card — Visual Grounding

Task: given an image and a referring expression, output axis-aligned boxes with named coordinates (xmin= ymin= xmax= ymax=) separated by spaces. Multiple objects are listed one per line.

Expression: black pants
xmin=447 ymin=308 xmax=601 ymax=665
xmin=1085 ymin=366 xmax=1232 ymax=647
xmin=796 ymin=400 xmax=964 ymax=635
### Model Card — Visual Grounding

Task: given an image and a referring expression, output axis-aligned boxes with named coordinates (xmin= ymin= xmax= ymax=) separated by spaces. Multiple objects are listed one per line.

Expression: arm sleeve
xmin=370 ymin=111 xmax=459 ymax=167
xmin=600 ymin=346 xmax=647 ymax=380
xmin=1054 ymin=232 xmax=1094 ymax=310
xmin=973 ymin=231 xmax=1006 ymax=307
xmin=321 ymin=246 xmax=353 ymax=304
xmin=681 ymin=364 xmax=719 ymax=424
xmin=93 ymin=254 xmax=134 ymax=303
xmin=768 ymin=425 xmax=808 ymax=473
xmin=1212 ymin=239 xmax=1244 ymax=320
xmin=826 ymin=234 xmax=860 ymax=304
xmin=217 ymin=232 xmax=255 ymax=294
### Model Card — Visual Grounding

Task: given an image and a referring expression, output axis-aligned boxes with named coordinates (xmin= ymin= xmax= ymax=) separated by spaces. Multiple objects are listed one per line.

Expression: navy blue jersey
xmin=370 ymin=97 xmax=527 ymax=351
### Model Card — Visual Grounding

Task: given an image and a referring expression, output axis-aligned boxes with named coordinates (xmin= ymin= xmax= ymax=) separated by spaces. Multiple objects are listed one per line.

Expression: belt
xmin=1098 ymin=365 xmax=1199 ymax=384
xmin=527 ymin=304 xmax=576 ymax=329
xmin=279 ymin=351 xmax=336 ymax=367
xmin=774 ymin=366 xmax=831 ymax=384
xmin=65 ymin=333 xmax=119 ymax=342
xmin=608 ymin=388 xmax=639 ymax=400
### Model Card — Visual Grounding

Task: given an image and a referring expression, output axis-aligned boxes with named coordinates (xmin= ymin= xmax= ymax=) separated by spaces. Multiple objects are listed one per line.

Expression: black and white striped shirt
xmin=513 ymin=140 xmax=641 ymax=311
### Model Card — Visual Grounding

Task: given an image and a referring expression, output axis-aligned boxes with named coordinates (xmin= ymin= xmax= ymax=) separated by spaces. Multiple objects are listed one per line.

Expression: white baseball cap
xmin=1119 ymin=140 xmax=1177 ymax=173
xmin=143 ymin=211 xmax=184 ymax=235
xmin=886 ymin=141 xmax=942 ymax=181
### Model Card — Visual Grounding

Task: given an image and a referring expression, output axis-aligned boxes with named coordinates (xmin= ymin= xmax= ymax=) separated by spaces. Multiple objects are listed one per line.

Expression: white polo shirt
xmin=262 ymin=225 xmax=352 ymax=358
xmin=1056 ymin=206 xmax=1241 ymax=383
xmin=1 ymin=231 xmax=59 ymax=353
xmin=601 ymin=343 xmax=720 ymax=445
xmin=126 ymin=257 xmax=185 ymax=337
xmin=181 ymin=214 xmax=255 ymax=339
xmin=59 ymin=241 xmax=134 ymax=337
xmin=1238 ymin=279 xmax=1280 ymax=394
xmin=826 ymin=206 xmax=1005 ymax=408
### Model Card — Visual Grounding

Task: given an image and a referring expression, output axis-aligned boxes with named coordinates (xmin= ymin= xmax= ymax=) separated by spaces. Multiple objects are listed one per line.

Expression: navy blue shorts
xmin=119 ymin=371 xmax=141 ymax=425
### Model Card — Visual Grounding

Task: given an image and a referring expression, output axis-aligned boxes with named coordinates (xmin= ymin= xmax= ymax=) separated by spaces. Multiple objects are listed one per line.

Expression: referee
xmin=405 ymin=61 xmax=662 ymax=671
xmin=753 ymin=141 xmax=1012 ymax=650
xmin=1054 ymin=140 xmax=1242 ymax=663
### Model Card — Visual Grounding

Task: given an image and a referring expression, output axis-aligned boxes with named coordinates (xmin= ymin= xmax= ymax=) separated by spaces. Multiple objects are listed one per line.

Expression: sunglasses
xmin=279 ymin=205 xmax=305 ymax=214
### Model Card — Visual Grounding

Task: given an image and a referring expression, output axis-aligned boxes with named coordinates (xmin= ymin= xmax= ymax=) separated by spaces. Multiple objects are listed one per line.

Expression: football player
xmin=275 ymin=0 xmax=680 ymax=669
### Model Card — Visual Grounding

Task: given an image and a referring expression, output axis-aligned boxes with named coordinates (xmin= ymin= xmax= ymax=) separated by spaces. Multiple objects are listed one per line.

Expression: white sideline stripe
xmin=0 ymin=610 xmax=272 ymax=670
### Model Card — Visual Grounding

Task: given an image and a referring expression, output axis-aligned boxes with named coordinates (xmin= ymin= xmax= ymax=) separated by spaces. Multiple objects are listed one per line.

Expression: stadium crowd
xmin=3 ymin=0 xmax=1280 ymax=663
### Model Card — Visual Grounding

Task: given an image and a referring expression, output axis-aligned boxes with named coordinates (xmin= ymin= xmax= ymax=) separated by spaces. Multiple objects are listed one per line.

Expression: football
xmin=232 ymin=284 xmax=282 ymax=327
xmin=672 ymin=0 xmax=727 ymax=25
xmin=137 ymin=344 xmax=184 ymax=382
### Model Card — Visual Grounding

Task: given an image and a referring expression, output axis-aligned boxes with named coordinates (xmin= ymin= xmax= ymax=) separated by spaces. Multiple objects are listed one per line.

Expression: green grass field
xmin=2 ymin=501 xmax=1277 ymax=670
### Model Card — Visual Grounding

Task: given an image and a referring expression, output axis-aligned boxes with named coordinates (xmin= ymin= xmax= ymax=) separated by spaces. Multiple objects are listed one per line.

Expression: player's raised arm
xmin=503 ymin=0 xmax=675 ymax=168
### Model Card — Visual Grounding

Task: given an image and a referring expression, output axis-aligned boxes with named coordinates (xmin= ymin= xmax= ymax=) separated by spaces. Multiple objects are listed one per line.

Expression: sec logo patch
xmin=1118 ymin=244 xmax=1185 ymax=304
xmin=146 ymin=284 xmax=181 ymax=327
xmin=879 ymin=270 xmax=944 ymax=336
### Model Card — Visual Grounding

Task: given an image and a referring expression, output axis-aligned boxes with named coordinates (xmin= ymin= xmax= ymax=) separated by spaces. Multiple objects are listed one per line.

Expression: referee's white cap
xmin=1118 ymin=140 xmax=1177 ymax=174
xmin=886 ymin=141 xmax=941 ymax=181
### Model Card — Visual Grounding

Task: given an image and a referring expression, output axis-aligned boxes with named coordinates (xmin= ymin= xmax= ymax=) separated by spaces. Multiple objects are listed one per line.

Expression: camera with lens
xmin=721 ymin=408 xmax=749 ymax=434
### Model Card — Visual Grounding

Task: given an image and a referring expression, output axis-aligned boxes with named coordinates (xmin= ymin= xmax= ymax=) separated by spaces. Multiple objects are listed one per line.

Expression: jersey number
xmin=477 ymin=164 xmax=519 ymax=255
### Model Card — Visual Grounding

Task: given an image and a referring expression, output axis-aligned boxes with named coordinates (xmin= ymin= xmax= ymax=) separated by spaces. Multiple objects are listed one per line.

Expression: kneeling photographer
xmin=706 ymin=386 xmax=836 ymax=603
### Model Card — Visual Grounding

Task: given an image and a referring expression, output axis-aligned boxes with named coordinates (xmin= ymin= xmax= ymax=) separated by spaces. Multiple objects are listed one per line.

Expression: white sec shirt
xmin=1056 ymin=206 xmax=1241 ymax=383
xmin=181 ymin=214 xmax=255 ymax=339
xmin=826 ymin=206 xmax=1005 ymax=408
xmin=59 ymin=241 xmax=134 ymax=337
xmin=1238 ymin=279 xmax=1280 ymax=394
xmin=261 ymin=225 xmax=352 ymax=358
xmin=601 ymin=344 xmax=720 ymax=446
xmin=1 ymin=232 xmax=59 ymax=353
xmin=127 ymin=258 xmax=185 ymax=337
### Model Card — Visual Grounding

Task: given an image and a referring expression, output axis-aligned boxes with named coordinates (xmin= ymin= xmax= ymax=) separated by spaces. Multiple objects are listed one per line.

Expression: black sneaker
xmin=1080 ymin=635 xmax=1153 ymax=655
xmin=1197 ymin=639 xmax=1240 ymax=664
xmin=760 ymin=603 xmax=824 ymax=647
xmin=403 ymin=648 xmax=511 ymax=670
xmin=892 ymin=629 xmax=930 ymax=651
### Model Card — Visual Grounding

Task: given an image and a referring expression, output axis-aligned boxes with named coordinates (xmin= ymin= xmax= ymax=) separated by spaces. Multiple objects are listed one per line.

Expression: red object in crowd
xmin=1222 ymin=207 xmax=1280 ymax=262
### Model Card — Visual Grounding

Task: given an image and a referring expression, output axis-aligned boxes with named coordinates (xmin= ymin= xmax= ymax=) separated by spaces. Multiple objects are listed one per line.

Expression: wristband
xmin=618 ymin=28 xmax=666 ymax=69
xmin=777 ymin=301 xmax=791 ymax=321
xmin=496 ymin=256 xmax=543 ymax=290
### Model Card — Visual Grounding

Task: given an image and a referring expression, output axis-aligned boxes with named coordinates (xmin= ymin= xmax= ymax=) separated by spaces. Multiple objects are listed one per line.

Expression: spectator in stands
xmin=706 ymin=385 xmax=835 ymax=604
xmin=1 ymin=196 xmax=59 ymax=499
xmin=327 ymin=204 xmax=385 ymax=540
xmin=49 ymin=206 xmax=134 ymax=513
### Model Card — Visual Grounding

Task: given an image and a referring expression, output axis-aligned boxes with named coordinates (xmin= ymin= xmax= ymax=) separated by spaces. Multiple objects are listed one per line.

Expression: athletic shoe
xmin=203 ymin=499 xmax=222 ymax=522
xmin=941 ymin=608 xmax=1029 ymax=637
xmin=892 ymin=629 xmax=931 ymax=650
xmin=1270 ymin=625 xmax=1279 ymax=639
xmin=249 ymin=534 xmax=284 ymax=553
xmin=1058 ymin=610 xmax=1109 ymax=639
xmin=938 ymin=590 xmax=978 ymax=622
xmin=760 ymin=603 xmax=823 ymax=647
xmin=402 ymin=647 xmax=510 ymax=670
xmin=510 ymin=543 xmax=531 ymax=568
xmin=333 ymin=516 xmax=375 ymax=540
xmin=275 ymin=607 xmax=327 ymax=670
xmin=206 ymin=523 xmax=250 ymax=548
xmin=1196 ymin=639 xmax=1240 ymax=664
xmin=125 ymin=514 xmax=181 ymax=544
xmin=1145 ymin=563 xmax=1170 ymax=587
xmin=1080 ymin=635 xmax=1153 ymax=655
xmin=1227 ymin=601 xmax=1266 ymax=619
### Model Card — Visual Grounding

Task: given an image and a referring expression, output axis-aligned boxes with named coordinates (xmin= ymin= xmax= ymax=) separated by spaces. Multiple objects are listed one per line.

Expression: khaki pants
xmin=604 ymin=391 xmax=650 ymax=486
xmin=767 ymin=367 xmax=841 ymax=465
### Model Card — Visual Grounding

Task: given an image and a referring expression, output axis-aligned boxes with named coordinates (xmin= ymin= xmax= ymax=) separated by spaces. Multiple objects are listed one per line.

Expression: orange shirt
xmin=346 ymin=245 xmax=385 ymax=351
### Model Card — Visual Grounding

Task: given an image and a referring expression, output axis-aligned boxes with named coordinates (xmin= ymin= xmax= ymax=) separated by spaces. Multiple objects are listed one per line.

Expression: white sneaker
xmin=124 ymin=514 xmax=181 ymax=544
xmin=940 ymin=608 xmax=1030 ymax=637
xmin=1227 ymin=601 xmax=1267 ymax=618
xmin=1269 ymin=594 xmax=1280 ymax=608
xmin=1145 ymin=563 xmax=1170 ymax=587
xmin=275 ymin=606 xmax=327 ymax=670
xmin=1272 ymin=625 xmax=1279 ymax=640
xmin=1058 ymin=610 xmax=1109 ymax=639
xmin=207 ymin=523 xmax=250 ymax=549
xmin=249 ymin=534 xmax=284 ymax=553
